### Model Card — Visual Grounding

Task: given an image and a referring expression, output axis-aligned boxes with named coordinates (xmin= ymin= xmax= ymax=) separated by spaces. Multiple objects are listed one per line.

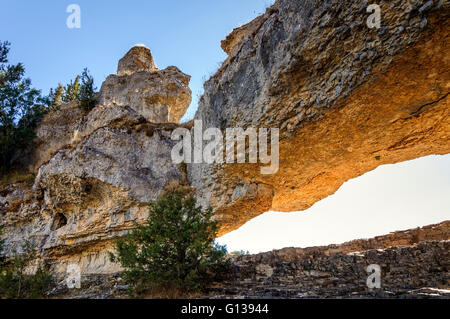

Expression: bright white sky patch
xmin=218 ymin=155 xmax=450 ymax=253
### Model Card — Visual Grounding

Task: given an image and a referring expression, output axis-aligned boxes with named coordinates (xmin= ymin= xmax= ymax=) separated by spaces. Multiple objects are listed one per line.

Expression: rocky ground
xmin=209 ymin=240 xmax=449 ymax=299
xmin=0 ymin=0 xmax=448 ymax=292
xmin=48 ymin=222 xmax=450 ymax=299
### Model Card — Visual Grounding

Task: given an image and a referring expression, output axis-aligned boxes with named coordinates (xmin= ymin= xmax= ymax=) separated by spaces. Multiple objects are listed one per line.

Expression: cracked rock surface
xmin=0 ymin=1 xmax=449 ymax=277
xmin=191 ymin=0 xmax=450 ymax=235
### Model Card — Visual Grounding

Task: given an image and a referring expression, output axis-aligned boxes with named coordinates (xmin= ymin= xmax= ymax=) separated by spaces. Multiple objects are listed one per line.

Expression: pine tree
xmin=110 ymin=190 xmax=230 ymax=296
xmin=53 ymin=83 xmax=64 ymax=107
xmin=0 ymin=41 xmax=43 ymax=170
xmin=46 ymin=68 xmax=97 ymax=112
xmin=79 ymin=68 xmax=96 ymax=111
xmin=63 ymin=75 xmax=80 ymax=103
xmin=47 ymin=83 xmax=64 ymax=109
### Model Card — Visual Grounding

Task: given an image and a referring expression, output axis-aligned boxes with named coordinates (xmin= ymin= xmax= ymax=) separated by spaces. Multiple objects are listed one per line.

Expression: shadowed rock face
xmin=0 ymin=0 xmax=449 ymax=276
xmin=47 ymin=222 xmax=450 ymax=298
xmin=211 ymin=241 xmax=450 ymax=298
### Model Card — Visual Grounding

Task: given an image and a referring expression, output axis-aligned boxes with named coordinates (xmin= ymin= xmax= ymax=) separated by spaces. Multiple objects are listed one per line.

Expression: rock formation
xmin=48 ymin=221 xmax=450 ymax=299
xmin=99 ymin=46 xmax=191 ymax=123
xmin=191 ymin=0 xmax=450 ymax=235
xmin=0 ymin=0 xmax=449 ymax=279
xmin=1 ymin=46 xmax=192 ymax=274
xmin=212 ymin=241 xmax=450 ymax=299
xmin=213 ymin=221 xmax=450 ymax=298
xmin=117 ymin=45 xmax=158 ymax=76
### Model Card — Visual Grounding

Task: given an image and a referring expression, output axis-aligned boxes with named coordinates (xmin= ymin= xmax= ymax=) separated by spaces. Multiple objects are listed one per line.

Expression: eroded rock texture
xmin=0 ymin=0 xmax=449 ymax=277
xmin=211 ymin=242 xmax=450 ymax=299
xmin=207 ymin=222 xmax=450 ymax=298
xmin=117 ymin=45 xmax=158 ymax=76
xmin=0 ymin=46 xmax=191 ymax=274
xmin=191 ymin=0 xmax=450 ymax=235
xmin=99 ymin=46 xmax=191 ymax=123
xmin=47 ymin=222 xmax=450 ymax=299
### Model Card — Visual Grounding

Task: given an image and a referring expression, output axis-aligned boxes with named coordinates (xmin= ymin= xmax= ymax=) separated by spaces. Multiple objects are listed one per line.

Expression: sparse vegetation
xmin=0 ymin=40 xmax=98 ymax=172
xmin=0 ymin=170 xmax=35 ymax=188
xmin=109 ymin=190 xmax=230 ymax=297
xmin=0 ymin=41 xmax=47 ymax=171
xmin=48 ymin=68 xmax=97 ymax=112
xmin=179 ymin=161 xmax=188 ymax=175
xmin=47 ymin=84 xmax=64 ymax=109
xmin=230 ymin=250 xmax=250 ymax=256
xmin=0 ymin=228 xmax=55 ymax=299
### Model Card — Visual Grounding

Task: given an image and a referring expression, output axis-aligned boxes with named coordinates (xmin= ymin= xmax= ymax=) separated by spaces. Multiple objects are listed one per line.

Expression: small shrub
xmin=47 ymin=84 xmax=64 ymax=110
xmin=24 ymin=173 xmax=36 ymax=186
xmin=230 ymin=250 xmax=250 ymax=257
xmin=109 ymin=191 xmax=230 ymax=297
xmin=179 ymin=161 xmax=188 ymax=175
xmin=63 ymin=76 xmax=81 ymax=103
xmin=0 ymin=170 xmax=35 ymax=189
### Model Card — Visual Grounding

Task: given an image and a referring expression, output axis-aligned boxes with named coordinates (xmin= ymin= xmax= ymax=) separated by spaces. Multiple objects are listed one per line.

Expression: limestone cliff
xmin=1 ymin=46 xmax=192 ymax=274
xmin=191 ymin=0 xmax=450 ymax=235
xmin=0 ymin=0 xmax=449 ymax=277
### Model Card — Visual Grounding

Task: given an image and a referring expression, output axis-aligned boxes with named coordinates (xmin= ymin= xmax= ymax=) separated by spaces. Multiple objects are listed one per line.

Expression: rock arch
xmin=191 ymin=0 xmax=450 ymax=235
xmin=1 ymin=0 xmax=448 ymax=275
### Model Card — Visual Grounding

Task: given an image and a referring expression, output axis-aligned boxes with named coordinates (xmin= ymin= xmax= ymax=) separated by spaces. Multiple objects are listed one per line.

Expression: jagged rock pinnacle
xmin=99 ymin=45 xmax=191 ymax=123
xmin=117 ymin=45 xmax=158 ymax=76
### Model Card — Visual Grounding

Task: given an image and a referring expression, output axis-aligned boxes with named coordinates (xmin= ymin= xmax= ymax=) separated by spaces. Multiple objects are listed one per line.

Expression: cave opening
xmin=51 ymin=213 xmax=68 ymax=231
xmin=217 ymin=155 xmax=450 ymax=254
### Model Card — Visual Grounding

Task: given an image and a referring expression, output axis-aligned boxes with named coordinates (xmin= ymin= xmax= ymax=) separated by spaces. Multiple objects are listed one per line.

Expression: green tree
xmin=110 ymin=191 xmax=230 ymax=296
xmin=47 ymin=83 xmax=64 ymax=109
xmin=0 ymin=41 xmax=44 ymax=170
xmin=48 ymin=68 xmax=96 ymax=111
xmin=63 ymin=75 xmax=80 ymax=103
xmin=79 ymin=68 xmax=96 ymax=111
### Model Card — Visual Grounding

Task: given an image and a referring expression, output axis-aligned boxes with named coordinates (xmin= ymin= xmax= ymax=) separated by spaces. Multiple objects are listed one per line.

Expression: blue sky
xmin=1 ymin=0 xmax=274 ymax=121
